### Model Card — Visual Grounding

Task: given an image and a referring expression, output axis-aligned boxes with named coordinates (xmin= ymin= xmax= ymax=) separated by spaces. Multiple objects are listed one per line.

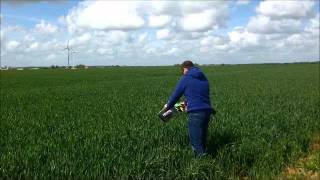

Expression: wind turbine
xmin=63 ymin=40 xmax=72 ymax=68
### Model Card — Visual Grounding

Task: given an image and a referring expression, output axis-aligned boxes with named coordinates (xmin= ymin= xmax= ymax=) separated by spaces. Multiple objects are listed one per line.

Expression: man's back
xmin=167 ymin=67 xmax=213 ymax=113
xmin=184 ymin=67 xmax=212 ymax=113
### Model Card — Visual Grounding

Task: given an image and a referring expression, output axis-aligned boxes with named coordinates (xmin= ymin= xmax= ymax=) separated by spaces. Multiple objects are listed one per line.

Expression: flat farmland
xmin=0 ymin=64 xmax=319 ymax=179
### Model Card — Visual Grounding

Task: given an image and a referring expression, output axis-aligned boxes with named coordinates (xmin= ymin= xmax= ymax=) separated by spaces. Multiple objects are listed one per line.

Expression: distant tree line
xmin=50 ymin=64 xmax=87 ymax=69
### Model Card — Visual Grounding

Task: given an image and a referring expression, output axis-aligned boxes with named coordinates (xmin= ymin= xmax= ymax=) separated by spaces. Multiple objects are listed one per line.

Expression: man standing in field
xmin=163 ymin=60 xmax=214 ymax=156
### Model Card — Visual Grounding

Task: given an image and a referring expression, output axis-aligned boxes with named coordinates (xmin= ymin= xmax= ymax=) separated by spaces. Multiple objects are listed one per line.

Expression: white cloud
xmin=236 ymin=0 xmax=250 ymax=5
xmin=286 ymin=34 xmax=305 ymax=46
xmin=256 ymin=1 xmax=315 ymax=19
xmin=200 ymin=35 xmax=229 ymax=52
xmin=0 ymin=29 xmax=5 ymax=41
xmin=144 ymin=47 xmax=156 ymax=54
xmin=108 ymin=30 xmax=128 ymax=45
xmin=271 ymin=32 xmax=318 ymax=52
xmin=92 ymin=30 xmax=128 ymax=45
xmin=77 ymin=33 xmax=91 ymax=42
xmin=24 ymin=34 xmax=35 ymax=42
xmin=26 ymin=42 xmax=39 ymax=52
xmin=246 ymin=1 xmax=316 ymax=36
xmin=247 ymin=15 xmax=302 ymax=34
xmin=1 ymin=50 xmax=6 ymax=57
xmin=149 ymin=1 xmax=229 ymax=32
xmin=66 ymin=1 xmax=145 ymax=31
xmin=69 ymin=33 xmax=92 ymax=46
xmin=180 ymin=10 xmax=216 ymax=32
xmin=47 ymin=54 xmax=56 ymax=60
xmin=228 ymin=27 xmax=260 ymax=47
xmin=137 ymin=33 xmax=148 ymax=44
xmin=6 ymin=40 xmax=20 ymax=50
xmin=151 ymin=1 xmax=179 ymax=15
xmin=41 ymin=39 xmax=60 ymax=51
xmin=200 ymin=36 xmax=226 ymax=46
xmin=156 ymin=29 xmax=173 ymax=40
xmin=57 ymin=15 xmax=67 ymax=25
xmin=30 ymin=42 xmax=39 ymax=49
xmin=97 ymin=48 xmax=113 ymax=55
xmin=34 ymin=20 xmax=58 ymax=34
xmin=65 ymin=1 xmax=229 ymax=33
xmin=167 ymin=47 xmax=178 ymax=54
xmin=305 ymin=13 xmax=320 ymax=37
xmin=148 ymin=15 xmax=172 ymax=28
xmin=179 ymin=2 xmax=229 ymax=31
xmin=180 ymin=1 xmax=220 ymax=13
xmin=86 ymin=49 xmax=94 ymax=54
xmin=6 ymin=25 xmax=24 ymax=32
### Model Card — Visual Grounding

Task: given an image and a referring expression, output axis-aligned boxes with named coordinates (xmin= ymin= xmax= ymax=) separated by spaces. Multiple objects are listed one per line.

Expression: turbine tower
xmin=64 ymin=40 xmax=72 ymax=68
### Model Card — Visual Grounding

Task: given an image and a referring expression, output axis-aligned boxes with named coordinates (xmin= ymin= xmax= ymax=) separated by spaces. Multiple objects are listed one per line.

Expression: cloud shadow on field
xmin=206 ymin=132 xmax=237 ymax=157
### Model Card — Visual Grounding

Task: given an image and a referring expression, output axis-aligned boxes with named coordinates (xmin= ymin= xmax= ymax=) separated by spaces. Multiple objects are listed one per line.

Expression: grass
xmin=280 ymin=135 xmax=320 ymax=180
xmin=0 ymin=63 xmax=319 ymax=179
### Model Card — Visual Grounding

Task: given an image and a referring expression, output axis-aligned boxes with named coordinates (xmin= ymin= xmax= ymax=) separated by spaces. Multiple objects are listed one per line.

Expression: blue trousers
xmin=188 ymin=111 xmax=211 ymax=155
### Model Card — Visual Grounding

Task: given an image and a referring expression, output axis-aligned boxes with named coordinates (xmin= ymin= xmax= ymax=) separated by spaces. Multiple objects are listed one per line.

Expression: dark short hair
xmin=181 ymin=60 xmax=194 ymax=69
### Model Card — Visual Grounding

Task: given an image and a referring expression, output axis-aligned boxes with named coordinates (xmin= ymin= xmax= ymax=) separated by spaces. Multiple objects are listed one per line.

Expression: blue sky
xmin=0 ymin=0 xmax=319 ymax=67
xmin=1 ymin=1 xmax=78 ymax=27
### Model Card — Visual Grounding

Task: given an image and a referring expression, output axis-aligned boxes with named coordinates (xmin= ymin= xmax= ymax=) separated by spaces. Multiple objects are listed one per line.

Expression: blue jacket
xmin=167 ymin=67 xmax=213 ymax=113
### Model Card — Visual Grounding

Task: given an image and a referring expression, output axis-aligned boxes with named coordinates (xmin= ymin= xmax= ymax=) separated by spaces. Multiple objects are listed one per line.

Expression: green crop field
xmin=1 ymin=63 xmax=319 ymax=179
